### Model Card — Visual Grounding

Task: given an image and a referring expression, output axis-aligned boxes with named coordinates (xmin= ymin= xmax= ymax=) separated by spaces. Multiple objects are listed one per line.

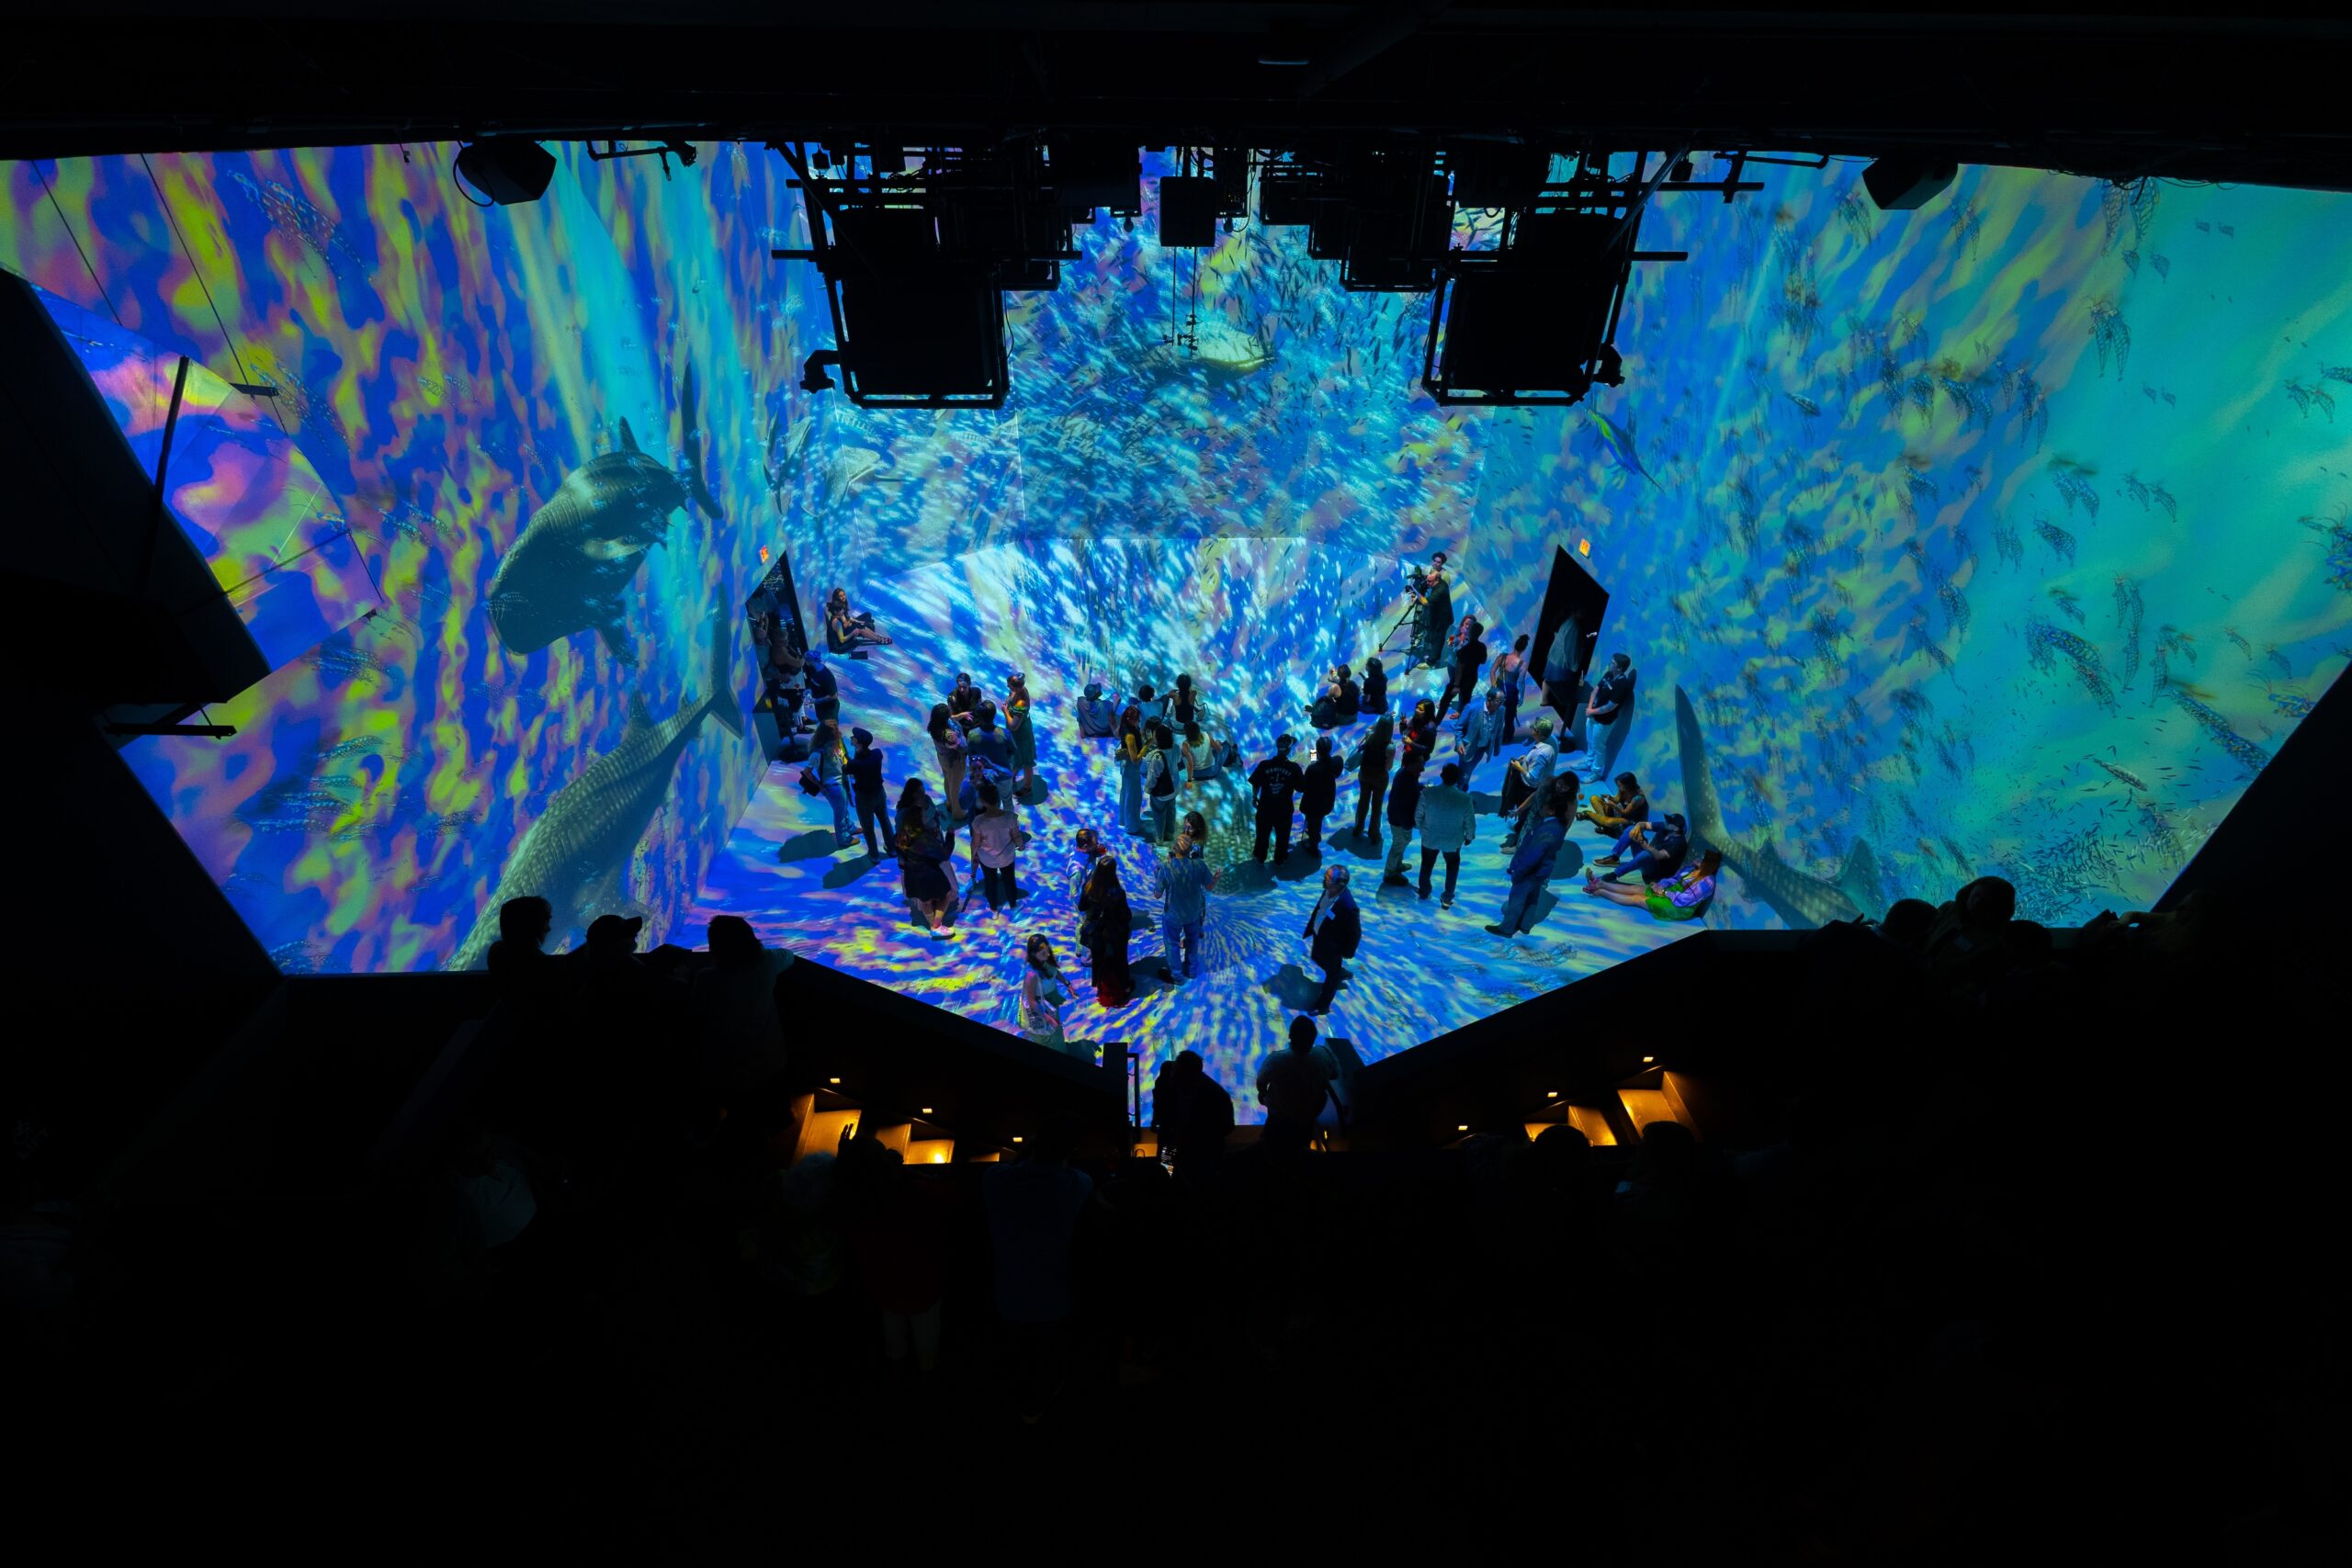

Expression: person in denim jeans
xmin=1153 ymin=811 xmax=1216 ymax=983
xmin=811 ymin=718 xmax=855 ymax=848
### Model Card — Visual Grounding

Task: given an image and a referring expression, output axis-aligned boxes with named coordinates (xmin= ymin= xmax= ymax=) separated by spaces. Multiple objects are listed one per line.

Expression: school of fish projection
xmin=5 ymin=147 xmax=2347 ymax=1067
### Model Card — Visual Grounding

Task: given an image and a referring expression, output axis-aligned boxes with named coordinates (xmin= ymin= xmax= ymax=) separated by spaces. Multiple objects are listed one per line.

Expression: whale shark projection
xmin=1674 ymin=683 xmax=1889 ymax=930
xmin=450 ymin=610 xmax=744 ymax=970
xmin=487 ymin=363 xmax=722 ymax=667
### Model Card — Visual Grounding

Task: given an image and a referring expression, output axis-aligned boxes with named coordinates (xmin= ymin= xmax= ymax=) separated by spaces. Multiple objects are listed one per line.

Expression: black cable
xmin=139 ymin=152 xmax=254 ymax=389
xmin=34 ymin=160 xmax=122 ymax=328
xmin=451 ymin=151 xmax=496 ymax=209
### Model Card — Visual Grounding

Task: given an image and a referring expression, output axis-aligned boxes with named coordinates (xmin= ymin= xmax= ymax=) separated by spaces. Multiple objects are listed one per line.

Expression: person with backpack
xmin=1248 ymin=734 xmax=1306 ymax=865
xmin=1302 ymin=864 xmax=1362 ymax=1016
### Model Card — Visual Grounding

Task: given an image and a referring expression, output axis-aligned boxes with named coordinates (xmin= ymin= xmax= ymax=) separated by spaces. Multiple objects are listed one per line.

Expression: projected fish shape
xmin=1675 ymin=685 xmax=1881 ymax=929
xmin=487 ymin=363 xmax=720 ymax=666
xmin=449 ymin=611 xmax=743 ymax=970
xmin=1584 ymin=408 xmax=1661 ymax=489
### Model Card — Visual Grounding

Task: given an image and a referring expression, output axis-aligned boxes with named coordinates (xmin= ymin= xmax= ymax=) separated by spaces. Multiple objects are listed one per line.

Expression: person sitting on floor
xmin=1585 ymin=849 xmax=1720 ymax=921
xmin=1578 ymin=773 xmax=1649 ymax=836
xmin=1076 ymin=681 xmax=1120 ymax=739
xmin=1593 ymin=812 xmax=1689 ymax=885
xmin=825 ymin=586 xmax=894 ymax=650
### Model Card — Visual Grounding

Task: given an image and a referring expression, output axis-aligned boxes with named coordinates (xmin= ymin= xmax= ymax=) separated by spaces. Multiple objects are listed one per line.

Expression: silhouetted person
xmin=486 ymin=896 xmax=553 ymax=993
xmin=1257 ymin=1015 xmax=1340 ymax=1145
xmin=983 ymin=1116 xmax=1095 ymax=1422
xmin=836 ymin=1134 xmax=954 ymax=1376
xmin=1152 ymin=1050 xmax=1233 ymax=1177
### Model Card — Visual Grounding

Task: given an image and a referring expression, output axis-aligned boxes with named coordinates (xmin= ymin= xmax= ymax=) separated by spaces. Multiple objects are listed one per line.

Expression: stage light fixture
xmin=1861 ymin=154 xmax=1958 ymax=211
xmin=1158 ymin=175 xmax=1217 ymax=246
xmin=453 ymin=138 xmax=556 ymax=206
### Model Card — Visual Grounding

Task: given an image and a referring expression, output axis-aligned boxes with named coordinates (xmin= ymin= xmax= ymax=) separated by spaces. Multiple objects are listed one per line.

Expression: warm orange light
xmin=1642 ymin=1055 xmax=1655 ymax=1064
xmin=922 ymin=1107 xmax=933 ymax=1115
xmin=828 ymin=1077 xmax=841 ymax=1085
xmin=1456 ymin=1124 xmax=1468 ymax=1133
xmin=1012 ymin=1136 xmax=1023 ymax=1144
xmin=758 ymin=545 xmax=770 ymax=561
xmin=1547 ymin=1090 xmax=1559 ymax=1099
xmin=1577 ymin=538 xmax=1591 ymax=557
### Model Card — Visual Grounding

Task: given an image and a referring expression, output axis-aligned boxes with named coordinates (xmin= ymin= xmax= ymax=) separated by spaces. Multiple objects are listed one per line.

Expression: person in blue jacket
xmin=1487 ymin=787 xmax=1573 ymax=939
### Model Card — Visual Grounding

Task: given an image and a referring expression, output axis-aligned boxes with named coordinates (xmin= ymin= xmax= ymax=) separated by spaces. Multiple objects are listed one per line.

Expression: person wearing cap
xmin=1076 ymin=681 xmax=1118 ymax=739
xmin=848 ymin=727 xmax=893 ymax=859
xmin=1302 ymin=863 xmax=1362 ymax=1015
xmin=1597 ymin=810 xmax=1688 ymax=886
xmin=1005 ymin=673 xmax=1036 ymax=798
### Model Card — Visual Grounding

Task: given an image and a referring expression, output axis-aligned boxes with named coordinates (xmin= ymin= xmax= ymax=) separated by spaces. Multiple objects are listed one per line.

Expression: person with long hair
xmin=1080 ymin=856 xmax=1135 ymax=1007
xmin=825 ymin=586 xmax=894 ymax=650
xmin=1495 ymin=632 xmax=1531 ymax=743
xmin=927 ymin=703 xmax=967 ymax=851
xmin=1586 ymin=848 xmax=1720 ymax=921
xmin=1579 ymin=772 xmax=1649 ymax=837
xmin=1017 ymin=933 xmax=1071 ymax=1049
xmin=1401 ymin=697 xmax=1440 ymax=774
xmin=1116 ymin=704 xmax=1148 ymax=836
xmin=1005 ymin=671 xmax=1036 ymax=799
xmin=1177 ymin=720 xmax=1224 ymax=792
xmin=1359 ymin=656 xmax=1390 ymax=717
xmin=895 ymin=779 xmax=957 ymax=938
xmin=810 ymin=717 xmax=856 ymax=849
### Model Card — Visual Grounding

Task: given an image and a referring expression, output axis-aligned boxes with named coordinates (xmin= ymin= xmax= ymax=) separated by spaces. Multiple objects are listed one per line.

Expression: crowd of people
xmin=754 ymin=547 xmax=1697 ymax=1051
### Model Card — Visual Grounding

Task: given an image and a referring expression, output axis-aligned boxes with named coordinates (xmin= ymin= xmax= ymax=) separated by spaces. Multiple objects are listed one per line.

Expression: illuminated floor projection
xmin=688 ymin=539 xmax=1694 ymax=1104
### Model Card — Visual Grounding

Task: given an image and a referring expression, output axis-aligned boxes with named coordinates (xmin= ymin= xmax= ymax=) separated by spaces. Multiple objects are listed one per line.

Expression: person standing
xmin=1415 ymin=761 xmax=1476 ymax=908
xmin=848 ymin=727 xmax=894 ymax=860
xmin=946 ymin=672 xmax=983 ymax=729
xmin=1411 ymin=552 xmax=1453 ymax=671
xmin=1080 ymin=856 xmax=1136 ymax=1007
xmin=1005 ymin=672 xmax=1037 ymax=800
xmin=928 ymin=704 xmax=967 ymax=850
xmin=1585 ymin=651 xmax=1638 ymax=777
xmin=1065 ymin=827 xmax=1103 ymax=968
xmin=895 ymin=782 xmax=957 ymax=938
xmin=1116 ymin=705 xmax=1148 ymax=837
xmin=1017 ymin=934 xmax=1070 ymax=1049
xmin=1351 ymin=714 xmax=1396 ymax=848
xmin=1401 ymin=698 xmax=1440 ymax=775
xmin=1488 ymin=787 xmax=1573 ymax=939
xmin=1142 ymin=723 xmax=1179 ymax=843
xmin=1302 ymin=864 xmax=1362 ymax=1016
xmin=1177 ymin=722 xmax=1223 ymax=792
xmin=1499 ymin=718 xmax=1560 ymax=851
xmin=1152 ymin=1051 xmax=1233 ymax=1179
xmin=1541 ymin=611 xmax=1587 ymax=735
xmin=1248 ymin=734 xmax=1306 ymax=864
xmin=967 ymin=700 xmax=1014 ymax=775
xmin=1495 ymin=632 xmax=1531 ymax=744
xmin=1298 ymin=736 xmax=1343 ymax=853
xmin=1382 ymin=757 xmax=1425 ymax=886
xmin=811 ymin=718 xmax=856 ymax=849
xmin=1437 ymin=616 xmax=1489 ymax=725
xmin=1458 ymin=688 xmax=1505 ymax=795
xmin=972 ymin=780 xmax=1023 ymax=910
xmin=1153 ymin=817 xmax=1216 ymax=984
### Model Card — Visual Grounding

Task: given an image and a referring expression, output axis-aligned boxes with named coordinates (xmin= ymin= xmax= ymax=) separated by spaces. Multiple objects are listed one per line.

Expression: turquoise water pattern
xmin=2 ymin=145 xmax=2346 ymax=983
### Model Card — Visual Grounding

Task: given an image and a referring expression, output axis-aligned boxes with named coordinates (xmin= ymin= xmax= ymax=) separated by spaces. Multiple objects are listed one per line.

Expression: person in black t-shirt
xmin=1299 ymin=735 xmax=1344 ymax=852
xmin=1437 ymin=617 xmax=1489 ymax=725
xmin=1248 ymin=734 xmax=1306 ymax=864
xmin=848 ymin=727 xmax=893 ymax=859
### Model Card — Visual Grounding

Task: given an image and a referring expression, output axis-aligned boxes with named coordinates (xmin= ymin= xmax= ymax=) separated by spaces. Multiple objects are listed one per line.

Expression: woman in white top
xmin=1018 ymin=933 xmax=1070 ymax=1049
xmin=1178 ymin=721 xmax=1225 ymax=791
